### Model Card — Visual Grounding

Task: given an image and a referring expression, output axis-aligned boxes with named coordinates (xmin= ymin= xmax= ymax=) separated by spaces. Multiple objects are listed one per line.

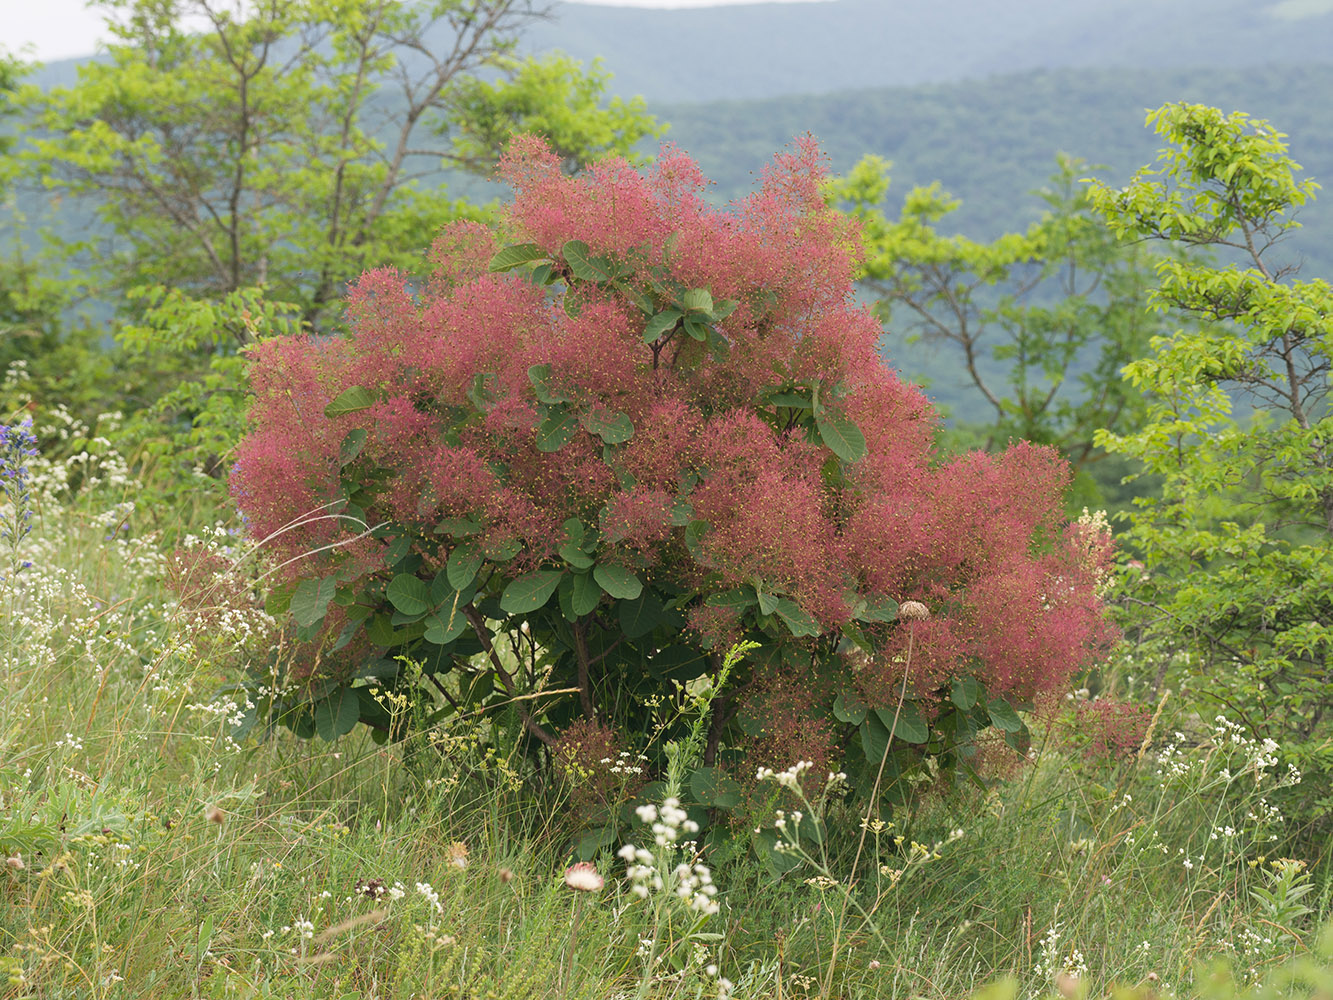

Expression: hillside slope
xmin=647 ymin=63 xmax=1333 ymax=418
xmin=30 ymin=0 xmax=1333 ymax=103
xmin=520 ymin=0 xmax=1333 ymax=102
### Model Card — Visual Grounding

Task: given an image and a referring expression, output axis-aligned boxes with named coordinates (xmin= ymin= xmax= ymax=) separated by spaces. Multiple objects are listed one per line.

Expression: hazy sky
xmin=10 ymin=0 xmax=833 ymax=63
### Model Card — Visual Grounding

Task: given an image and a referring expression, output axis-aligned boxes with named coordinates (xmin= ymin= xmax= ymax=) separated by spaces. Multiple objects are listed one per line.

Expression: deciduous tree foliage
xmin=19 ymin=0 xmax=661 ymax=498
xmin=828 ymin=153 xmax=1170 ymax=473
xmin=27 ymin=0 xmax=660 ymax=330
xmin=1089 ymin=104 xmax=1333 ymax=824
xmin=231 ymin=138 xmax=1114 ymax=840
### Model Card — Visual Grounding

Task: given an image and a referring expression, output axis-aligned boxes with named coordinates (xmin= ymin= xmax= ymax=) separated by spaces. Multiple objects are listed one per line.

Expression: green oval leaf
xmin=684 ymin=519 xmax=710 ymax=560
xmin=755 ymin=585 xmax=779 ymax=616
xmin=754 ymin=827 xmax=802 ymax=875
xmin=711 ymin=299 xmax=739 ymax=322
xmin=500 ymin=570 xmax=565 ymax=614
xmin=324 ymin=386 xmax=376 ymax=418
xmin=484 ymin=535 xmax=522 ymax=562
xmin=528 ymin=363 xmax=569 ymax=404
xmin=593 ymin=563 xmax=643 ymax=600
xmin=619 ymin=588 xmax=664 ymax=639
xmin=706 ymin=587 xmax=757 ymax=611
xmin=424 ymin=609 xmax=468 ymax=645
xmin=562 ymin=239 xmax=616 ymax=282
xmin=682 ymin=316 xmax=708 ymax=341
xmin=833 ymin=691 xmax=867 ymax=725
xmin=573 ymin=824 xmax=619 ymax=862
xmin=488 ymin=242 xmax=547 ymax=272
xmin=562 ymin=518 xmax=586 ymax=547
xmin=386 ymin=574 xmax=431 ymax=617
xmin=643 ymin=308 xmax=682 ymax=342
xmin=315 ymin=687 xmax=361 ymax=741
xmin=571 ymin=571 xmax=602 ymax=616
xmin=774 ymin=596 xmax=821 ymax=637
xmin=434 ymin=516 xmax=481 ymax=538
xmin=466 ymin=372 xmax=501 ymax=412
xmin=535 ymin=404 xmax=580 ymax=452
xmin=766 ymin=390 xmax=812 ymax=410
xmin=689 ymin=767 xmax=742 ymax=809
xmin=291 ymin=576 xmax=337 ymax=628
xmin=580 ymin=408 xmax=634 ymax=444
xmin=952 ymin=677 xmax=981 ymax=711
xmin=447 ymin=541 xmax=483 ymax=590
xmin=987 ymin=698 xmax=1023 ymax=733
xmin=558 ymin=518 xmax=593 ymax=566
xmin=682 ymin=287 xmax=714 ymax=314
xmin=874 ymin=702 xmax=929 ymax=744
xmin=860 ymin=714 xmax=889 ymax=763
xmin=559 ymin=542 xmax=594 ymax=569
xmin=339 ymin=428 xmax=367 ymax=466
xmin=856 ymin=594 xmax=899 ymax=623
xmin=815 ymin=407 xmax=868 ymax=463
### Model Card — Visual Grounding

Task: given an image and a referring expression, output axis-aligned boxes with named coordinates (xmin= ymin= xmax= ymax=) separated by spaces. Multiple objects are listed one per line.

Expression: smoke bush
xmin=230 ymin=137 xmax=1114 ymax=839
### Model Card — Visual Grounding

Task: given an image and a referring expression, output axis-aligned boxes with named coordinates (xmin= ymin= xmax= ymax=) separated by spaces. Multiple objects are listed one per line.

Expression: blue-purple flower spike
xmin=0 ymin=417 xmax=38 ymax=578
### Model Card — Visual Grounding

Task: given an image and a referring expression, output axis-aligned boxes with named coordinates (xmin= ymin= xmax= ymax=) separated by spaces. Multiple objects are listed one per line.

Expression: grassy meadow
xmin=1 ymin=414 xmax=1331 ymax=1000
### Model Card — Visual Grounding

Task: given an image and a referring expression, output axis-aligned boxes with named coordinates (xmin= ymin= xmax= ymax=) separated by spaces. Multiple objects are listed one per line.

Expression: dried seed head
xmin=563 ymin=862 xmax=604 ymax=892
xmin=899 ymin=600 xmax=930 ymax=622
xmin=446 ymin=842 xmax=469 ymax=869
xmin=5 ymin=854 xmax=24 ymax=870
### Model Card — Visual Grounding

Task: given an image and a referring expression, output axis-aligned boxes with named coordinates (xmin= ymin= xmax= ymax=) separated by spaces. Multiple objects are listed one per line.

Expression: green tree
xmin=25 ymin=0 xmax=661 ymax=331
xmin=828 ymin=153 xmax=1170 ymax=480
xmin=0 ymin=52 xmax=52 ymax=365
xmin=1 ymin=52 xmax=110 ymax=423
xmin=445 ymin=52 xmax=662 ymax=176
xmin=17 ymin=0 xmax=661 ymax=500
xmin=1088 ymin=104 xmax=1332 ymax=831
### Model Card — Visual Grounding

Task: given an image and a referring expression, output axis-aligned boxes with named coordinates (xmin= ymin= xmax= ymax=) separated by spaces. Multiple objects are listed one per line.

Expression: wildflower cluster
xmin=0 ymin=418 xmax=38 ymax=579
xmin=618 ymin=796 xmax=731 ymax=997
xmin=0 ymin=416 xmax=169 ymax=685
xmin=1155 ymin=716 xmax=1302 ymax=793
xmin=619 ymin=799 xmax=718 ymax=914
xmin=1033 ymin=922 xmax=1089 ymax=984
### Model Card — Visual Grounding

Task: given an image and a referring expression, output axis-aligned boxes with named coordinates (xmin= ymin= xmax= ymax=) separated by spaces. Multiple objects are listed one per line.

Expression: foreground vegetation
xmin=1 ymin=419 xmax=1329 ymax=1000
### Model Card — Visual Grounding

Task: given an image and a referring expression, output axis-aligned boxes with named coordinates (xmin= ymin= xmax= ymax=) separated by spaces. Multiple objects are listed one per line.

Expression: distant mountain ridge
xmin=20 ymin=3 xmax=1333 ymax=423
xmin=32 ymin=0 xmax=1333 ymax=103
xmin=647 ymin=61 xmax=1333 ymax=421
xmin=519 ymin=0 xmax=1333 ymax=103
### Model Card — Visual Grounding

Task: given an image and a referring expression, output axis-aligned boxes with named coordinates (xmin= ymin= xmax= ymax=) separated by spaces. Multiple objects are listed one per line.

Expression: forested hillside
xmin=644 ymin=62 xmax=1333 ymax=417
xmin=14 ymin=3 xmax=1333 ymax=422
xmin=31 ymin=0 xmax=1333 ymax=102
xmin=655 ymin=63 xmax=1333 ymax=252
xmin=522 ymin=0 xmax=1333 ymax=102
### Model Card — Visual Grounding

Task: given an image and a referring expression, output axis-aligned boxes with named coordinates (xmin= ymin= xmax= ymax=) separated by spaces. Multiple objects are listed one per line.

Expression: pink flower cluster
xmin=231 ymin=136 xmax=1113 ymax=706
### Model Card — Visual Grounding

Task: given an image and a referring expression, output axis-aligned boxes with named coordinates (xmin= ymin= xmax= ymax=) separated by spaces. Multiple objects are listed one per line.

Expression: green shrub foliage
xmin=230 ymin=137 xmax=1114 ymax=833
xmin=1089 ymin=103 xmax=1333 ymax=834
